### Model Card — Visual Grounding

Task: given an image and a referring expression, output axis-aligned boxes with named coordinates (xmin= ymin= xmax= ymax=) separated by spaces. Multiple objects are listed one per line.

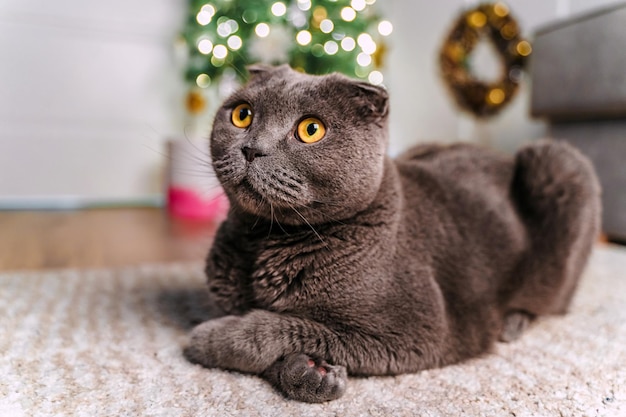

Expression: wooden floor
xmin=0 ymin=208 xmax=220 ymax=271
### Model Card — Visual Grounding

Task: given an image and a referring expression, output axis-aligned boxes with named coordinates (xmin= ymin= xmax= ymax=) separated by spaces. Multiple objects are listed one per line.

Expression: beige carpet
xmin=1 ymin=245 xmax=625 ymax=417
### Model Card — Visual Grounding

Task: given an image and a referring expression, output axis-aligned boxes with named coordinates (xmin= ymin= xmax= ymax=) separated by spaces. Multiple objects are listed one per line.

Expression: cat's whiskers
xmin=288 ymin=204 xmax=326 ymax=246
xmin=144 ymin=140 xmax=217 ymax=180
xmin=267 ymin=203 xmax=291 ymax=238
xmin=178 ymin=128 xmax=220 ymax=173
xmin=181 ymin=133 xmax=213 ymax=164
xmin=302 ymin=204 xmax=345 ymax=225
xmin=272 ymin=204 xmax=289 ymax=236
xmin=287 ymin=198 xmax=347 ymax=226
xmin=268 ymin=202 xmax=275 ymax=238
xmin=145 ymin=137 xmax=231 ymax=206
xmin=251 ymin=194 xmax=270 ymax=232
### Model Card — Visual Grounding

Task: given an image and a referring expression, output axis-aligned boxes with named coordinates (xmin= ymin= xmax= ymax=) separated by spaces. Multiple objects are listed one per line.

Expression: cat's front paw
xmin=183 ymin=315 xmax=241 ymax=368
xmin=266 ymin=353 xmax=347 ymax=403
xmin=499 ymin=311 xmax=533 ymax=342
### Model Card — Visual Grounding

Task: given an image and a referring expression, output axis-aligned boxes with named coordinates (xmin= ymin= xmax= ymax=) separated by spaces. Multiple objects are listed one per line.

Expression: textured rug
xmin=1 ymin=245 xmax=625 ymax=417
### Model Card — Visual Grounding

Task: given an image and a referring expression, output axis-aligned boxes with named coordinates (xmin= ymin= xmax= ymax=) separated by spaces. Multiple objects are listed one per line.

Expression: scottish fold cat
xmin=184 ymin=64 xmax=601 ymax=402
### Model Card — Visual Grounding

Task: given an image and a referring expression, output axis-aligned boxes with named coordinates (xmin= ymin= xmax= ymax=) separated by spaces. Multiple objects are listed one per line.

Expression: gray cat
xmin=184 ymin=64 xmax=601 ymax=402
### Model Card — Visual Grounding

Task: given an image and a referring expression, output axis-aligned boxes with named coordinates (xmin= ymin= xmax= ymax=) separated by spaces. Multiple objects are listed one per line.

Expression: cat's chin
xmin=232 ymin=178 xmax=297 ymax=217
xmin=231 ymin=179 xmax=268 ymax=212
xmin=234 ymin=173 xmax=305 ymax=209
xmin=230 ymin=186 xmax=328 ymax=227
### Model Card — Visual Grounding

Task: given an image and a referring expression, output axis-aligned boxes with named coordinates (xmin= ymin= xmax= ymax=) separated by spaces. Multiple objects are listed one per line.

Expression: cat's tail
xmin=507 ymin=140 xmax=601 ymax=315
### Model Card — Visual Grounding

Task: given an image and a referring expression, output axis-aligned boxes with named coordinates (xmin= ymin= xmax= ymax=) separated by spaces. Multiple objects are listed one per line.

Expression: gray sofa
xmin=531 ymin=3 xmax=626 ymax=242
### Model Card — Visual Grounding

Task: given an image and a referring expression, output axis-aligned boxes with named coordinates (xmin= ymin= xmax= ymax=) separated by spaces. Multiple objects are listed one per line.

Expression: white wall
xmin=0 ymin=0 xmax=623 ymax=206
xmin=0 ymin=0 xmax=185 ymax=207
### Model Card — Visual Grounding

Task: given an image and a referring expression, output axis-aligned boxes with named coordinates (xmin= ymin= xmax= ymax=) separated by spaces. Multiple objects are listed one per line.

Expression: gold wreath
xmin=439 ymin=2 xmax=531 ymax=117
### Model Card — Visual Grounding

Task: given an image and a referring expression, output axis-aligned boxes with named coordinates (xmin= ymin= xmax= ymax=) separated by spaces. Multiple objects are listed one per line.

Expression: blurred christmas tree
xmin=181 ymin=0 xmax=392 ymax=113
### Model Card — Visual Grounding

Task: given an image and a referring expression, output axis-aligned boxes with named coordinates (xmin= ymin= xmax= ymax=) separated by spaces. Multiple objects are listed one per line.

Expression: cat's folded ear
xmin=246 ymin=64 xmax=273 ymax=77
xmin=246 ymin=64 xmax=291 ymax=82
xmin=345 ymin=79 xmax=389 ymax=123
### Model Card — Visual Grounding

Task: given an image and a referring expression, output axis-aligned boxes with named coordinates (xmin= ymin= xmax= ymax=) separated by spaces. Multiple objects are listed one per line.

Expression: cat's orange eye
xmin=231 ymin=103 xmax=253 ymax=128
xmin=296 ymin=117 xmax=326 ymax=144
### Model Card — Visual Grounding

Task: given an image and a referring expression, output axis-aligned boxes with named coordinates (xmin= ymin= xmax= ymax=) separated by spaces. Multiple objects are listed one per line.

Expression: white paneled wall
xmin=0 ymin=0 xmax=623 ymax=206
xmin=0 ymin=0 xmax=185 ymax=207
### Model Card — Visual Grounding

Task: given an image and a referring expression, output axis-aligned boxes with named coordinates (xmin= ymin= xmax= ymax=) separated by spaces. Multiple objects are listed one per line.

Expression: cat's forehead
xmin=254 ymin=67 xmax=327 ymax=89
xmin=232 ymin=70 xmax=342 ymax=109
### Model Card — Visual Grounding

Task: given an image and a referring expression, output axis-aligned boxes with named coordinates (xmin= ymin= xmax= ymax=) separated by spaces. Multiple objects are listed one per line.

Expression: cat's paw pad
xmin=276 ymin=353 xmax=347 ymax=403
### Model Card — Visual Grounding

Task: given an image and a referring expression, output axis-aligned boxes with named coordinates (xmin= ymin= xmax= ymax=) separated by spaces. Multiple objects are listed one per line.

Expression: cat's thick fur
xmin=184 ymin=65 xmax=601 ymax=402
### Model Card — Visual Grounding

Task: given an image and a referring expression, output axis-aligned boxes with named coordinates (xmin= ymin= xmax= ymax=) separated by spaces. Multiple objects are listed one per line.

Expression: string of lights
xmin=181 ymin=0 xmax=392 ymax=105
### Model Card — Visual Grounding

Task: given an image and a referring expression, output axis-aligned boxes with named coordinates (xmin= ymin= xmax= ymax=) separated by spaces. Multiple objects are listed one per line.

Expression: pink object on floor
xmin=167 ymin=186 xmax=228 ymax=221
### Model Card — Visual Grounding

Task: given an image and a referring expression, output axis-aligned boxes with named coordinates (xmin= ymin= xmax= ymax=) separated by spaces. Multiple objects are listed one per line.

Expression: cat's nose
xmin=241 ymin=146 xmax=266 ymax=163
